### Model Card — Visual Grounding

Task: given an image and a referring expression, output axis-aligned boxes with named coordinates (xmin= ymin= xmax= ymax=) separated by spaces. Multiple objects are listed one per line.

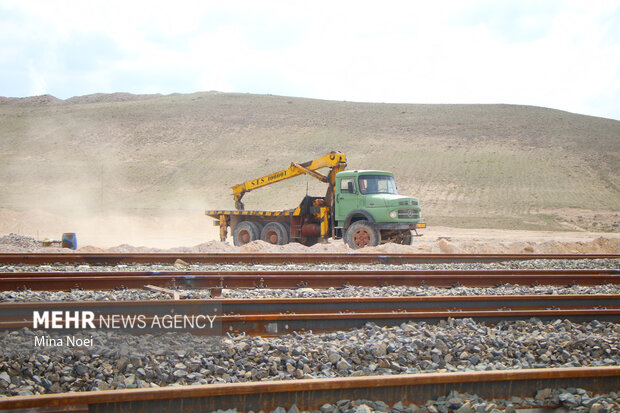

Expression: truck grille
xmin=398 ymin=209 xmax=419 ymax=219
xmin=399 ymin=200 xmax=419 ymax=206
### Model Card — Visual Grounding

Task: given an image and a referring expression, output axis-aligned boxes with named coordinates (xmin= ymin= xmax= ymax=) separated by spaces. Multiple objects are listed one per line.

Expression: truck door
xmin=335 ymin=177 xmax=359 ymax=223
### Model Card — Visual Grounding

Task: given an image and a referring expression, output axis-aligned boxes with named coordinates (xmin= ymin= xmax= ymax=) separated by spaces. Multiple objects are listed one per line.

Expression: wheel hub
xmin=353 ymin=229 xmax=370 ymax=247
xmin=267 ymin=230 xmax=278 ymax=244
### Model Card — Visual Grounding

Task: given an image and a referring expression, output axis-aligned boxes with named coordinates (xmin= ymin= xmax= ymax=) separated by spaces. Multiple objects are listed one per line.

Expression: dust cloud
xmin=1 ymin=108 xmax=224 ymax=248
xmin=0 ymin=208 xmax=220 ymax=248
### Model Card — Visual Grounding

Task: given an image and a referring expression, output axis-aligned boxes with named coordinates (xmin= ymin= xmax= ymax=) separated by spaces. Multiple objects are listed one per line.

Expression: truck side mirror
xmin=347 ymin=181 xmax=354 ymax=193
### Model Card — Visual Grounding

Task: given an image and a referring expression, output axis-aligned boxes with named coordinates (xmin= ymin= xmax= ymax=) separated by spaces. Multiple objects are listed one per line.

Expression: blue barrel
xmin=61 ymin=233 xmax=77 ymax=250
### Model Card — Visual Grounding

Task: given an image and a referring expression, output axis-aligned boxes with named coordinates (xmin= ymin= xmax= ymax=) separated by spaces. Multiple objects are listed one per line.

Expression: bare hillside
xmin=0 ymin=92 xmax=618 ymax=245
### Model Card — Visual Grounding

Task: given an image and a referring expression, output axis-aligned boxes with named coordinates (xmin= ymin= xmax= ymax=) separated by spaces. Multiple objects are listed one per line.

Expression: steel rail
xmin=2 ymin=295 xmax=618 ymax=334
xmin=0 ymin=367 xmax=618 ymax=412
xmin=1 ymin=294 xmax=618 ymax=318
xmin=10 ymin=310 xmax=619 ymax=335
xmin=223 ymin=308 xmax=620 ymax=335
xmin=0 ymin=252 xmax=618 ymax=265
xmin=0 ymin=269 xmax=617 ymax=291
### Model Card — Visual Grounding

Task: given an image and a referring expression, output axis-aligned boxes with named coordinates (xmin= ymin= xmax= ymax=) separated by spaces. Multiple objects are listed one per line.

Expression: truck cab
xmin=334 ymin=170 xmax=425 ymax=248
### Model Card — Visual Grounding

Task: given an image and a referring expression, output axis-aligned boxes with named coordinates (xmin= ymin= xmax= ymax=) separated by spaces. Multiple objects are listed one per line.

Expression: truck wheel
xmin=401 ymin=230 xmax=413 ymax=245
xmin=345 ymin=220 xmax=379 ymax=249
xmin=233 ymin=221 xmax=260 ymax=246
xmin=261 ymin=222 xmax=289 ymax=245
xmin=251 ymin=222 xmax=264 ymax=237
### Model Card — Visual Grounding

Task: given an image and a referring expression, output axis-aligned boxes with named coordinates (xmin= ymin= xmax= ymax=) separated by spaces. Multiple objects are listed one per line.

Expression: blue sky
xmin=1 ymin=0 xmax=619 ymax=120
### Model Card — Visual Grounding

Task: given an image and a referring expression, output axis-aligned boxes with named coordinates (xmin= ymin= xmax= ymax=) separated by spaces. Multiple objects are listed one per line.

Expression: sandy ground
xmin=0 ymin=208 xmax=618 ymax=254
xmin=413 ymin=226 xmax=620 ymax=254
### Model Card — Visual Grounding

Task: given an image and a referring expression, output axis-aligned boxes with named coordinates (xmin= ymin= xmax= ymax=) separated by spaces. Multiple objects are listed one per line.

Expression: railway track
xmin=3 ymin=294 xmax=619 ymax=334
xmin=0 ymin=367 xmax=618 ymax=412
xmin=0 ymin=252 xmax=618 ymax=411
xmin=0 ymin=268 xmax=617 ymax=291
xmin=1 ymin=252 xmax=618 ymax=265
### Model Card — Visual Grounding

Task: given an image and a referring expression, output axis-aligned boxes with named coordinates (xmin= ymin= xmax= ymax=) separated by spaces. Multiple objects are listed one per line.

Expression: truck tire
xmin=261 ymin=222 xmax=289 ymax=245
xmin=401 ymin=230 xmax=412 ymax=245
xmin=251 ymin=221 xmax=264 ymax=237
xmin=345 ymin=220 xmax=380 ymax=249
xmin=233 ymin=221 xmax=260 ymax=246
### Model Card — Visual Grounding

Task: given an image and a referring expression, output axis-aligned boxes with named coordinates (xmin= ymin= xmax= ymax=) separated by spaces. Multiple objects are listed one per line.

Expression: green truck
xmin=205 ymin=152 xmax=425 ymax=249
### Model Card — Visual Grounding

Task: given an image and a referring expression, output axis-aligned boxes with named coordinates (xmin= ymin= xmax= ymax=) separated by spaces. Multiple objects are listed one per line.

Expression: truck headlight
xmin=389 ymin=210 xmax=397 ymax=219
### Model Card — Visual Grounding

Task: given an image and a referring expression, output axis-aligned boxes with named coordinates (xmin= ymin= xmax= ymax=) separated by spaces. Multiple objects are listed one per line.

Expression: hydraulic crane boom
xmin=232 ymin=151 xmax=347 ymax=210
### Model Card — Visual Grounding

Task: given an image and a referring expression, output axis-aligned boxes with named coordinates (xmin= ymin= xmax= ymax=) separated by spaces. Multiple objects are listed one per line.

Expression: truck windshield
xmin=358 ymin=175 xmax=398 ymax=195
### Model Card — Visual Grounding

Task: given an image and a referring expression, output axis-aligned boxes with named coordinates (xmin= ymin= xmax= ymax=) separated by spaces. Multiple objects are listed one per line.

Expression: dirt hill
xmin=0 ymin=92 xmax=618 ymax=246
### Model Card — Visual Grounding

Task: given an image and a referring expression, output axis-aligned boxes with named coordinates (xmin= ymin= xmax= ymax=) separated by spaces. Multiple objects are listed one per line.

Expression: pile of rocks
xmin=0 ymin=233 xmax=40 ymax=251
xmin=0 ymin=318 xmax=618 ymax=396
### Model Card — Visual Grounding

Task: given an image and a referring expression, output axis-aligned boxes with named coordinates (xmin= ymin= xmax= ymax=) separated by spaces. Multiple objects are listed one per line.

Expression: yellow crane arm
xmin=232 ymin=151 xmax=347 ymax=210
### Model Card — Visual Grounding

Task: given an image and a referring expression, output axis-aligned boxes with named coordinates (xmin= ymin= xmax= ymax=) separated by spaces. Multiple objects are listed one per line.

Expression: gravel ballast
xmin=1 ymin=318 xmax=618 ymax=397
xmin=2 ymin=284 xmax=620 ymax=302
xmin=1 ymin=258 xmax=618 ymax=302
xmin=252 ymin=388 xmax=620 ymax=413
xmin=2 ymin=259 xmax=619 ymax=273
